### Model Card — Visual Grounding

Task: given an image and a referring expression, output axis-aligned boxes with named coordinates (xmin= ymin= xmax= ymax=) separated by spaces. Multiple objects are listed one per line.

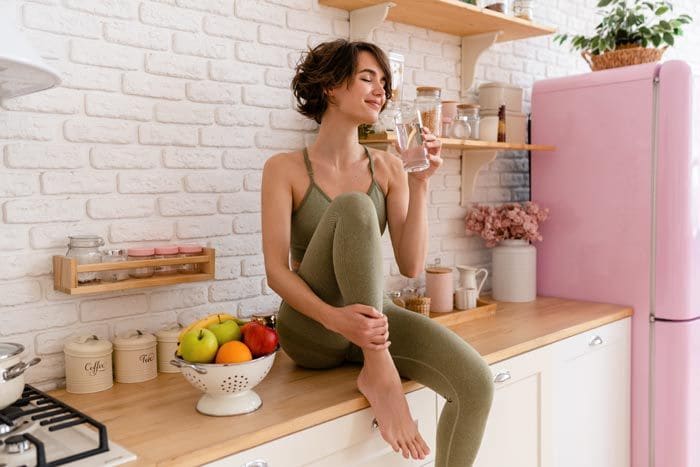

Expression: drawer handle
xmin=589 ymin=335 xmax=603 ymax=347
xmin=243 ymin=460 xmax=268 ymax=467
xmin=493 ymin=371 xmax=511 ymax=383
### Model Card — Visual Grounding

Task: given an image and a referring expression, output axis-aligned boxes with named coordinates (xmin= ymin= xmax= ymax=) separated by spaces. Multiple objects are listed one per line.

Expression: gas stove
xmin=0 ymin=385 xmax=136 ymax=467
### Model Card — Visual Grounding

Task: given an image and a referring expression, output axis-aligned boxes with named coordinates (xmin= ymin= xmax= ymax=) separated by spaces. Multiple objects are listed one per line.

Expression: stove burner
xmin=0 ymin=385 xmax=110 ymax=466
xmin=4 ymin=435 xmax=31 ymax=454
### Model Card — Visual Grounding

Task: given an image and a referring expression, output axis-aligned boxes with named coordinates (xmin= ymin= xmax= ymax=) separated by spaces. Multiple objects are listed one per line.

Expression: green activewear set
xmin=277 ymin=147 xmax=494 ymax=466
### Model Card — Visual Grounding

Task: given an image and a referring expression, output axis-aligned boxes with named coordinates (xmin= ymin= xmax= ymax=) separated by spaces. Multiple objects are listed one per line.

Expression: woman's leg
xmin=351 ymin=301 xmax=495 ymax=467
xmin=277 ymin=192 xmax=428 ymax=458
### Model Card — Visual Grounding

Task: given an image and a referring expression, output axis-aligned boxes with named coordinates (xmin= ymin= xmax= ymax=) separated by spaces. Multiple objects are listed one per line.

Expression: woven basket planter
xmin=582 ymin=45 xmax=667 ymax=71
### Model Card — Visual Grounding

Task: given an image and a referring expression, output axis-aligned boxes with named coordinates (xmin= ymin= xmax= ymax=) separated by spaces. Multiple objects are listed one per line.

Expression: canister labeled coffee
xmin=64 ymin=335 xmax=113 ymax=394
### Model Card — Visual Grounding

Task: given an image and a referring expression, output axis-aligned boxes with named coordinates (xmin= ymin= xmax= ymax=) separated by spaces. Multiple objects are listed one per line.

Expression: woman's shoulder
xmin=264 ymin=150 xmax=305 ymax=174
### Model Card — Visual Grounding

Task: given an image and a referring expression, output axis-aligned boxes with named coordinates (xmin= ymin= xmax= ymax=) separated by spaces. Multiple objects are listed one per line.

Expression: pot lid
xmin=0 ymin=342 xmax=24 ymax=361
xmin=113 ymin=330 xmax=156 ymax=349
xmin=64 ymin=335 xmax=112 ymax=356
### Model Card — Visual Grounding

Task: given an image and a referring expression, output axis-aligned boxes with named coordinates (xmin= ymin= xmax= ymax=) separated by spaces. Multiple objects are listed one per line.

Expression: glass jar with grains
xmin=415 ymin=86 xmax=443 ymax=137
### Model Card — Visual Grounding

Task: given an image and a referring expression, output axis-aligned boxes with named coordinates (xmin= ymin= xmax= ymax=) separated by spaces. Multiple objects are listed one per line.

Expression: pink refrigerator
xmin=531 ymin=60 xmax=700 ymax=467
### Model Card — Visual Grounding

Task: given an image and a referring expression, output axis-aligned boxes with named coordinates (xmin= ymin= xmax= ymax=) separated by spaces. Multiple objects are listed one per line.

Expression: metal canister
xmin=155 ymin=326 xmax=181 ymax=373
xmin=113 ymin=330 xmax=157 ymax=383
xmin=64 ymin=335 xmax=113 ymax=394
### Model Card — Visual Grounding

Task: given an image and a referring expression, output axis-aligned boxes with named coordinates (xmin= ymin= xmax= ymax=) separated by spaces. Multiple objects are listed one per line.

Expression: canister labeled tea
xmin=113 ymin=330 xmax=157 ymax=383
xmin=155 ymin=326 xmax=181 ymax=373
xmin=64 ymin=335 xmax=113 ymax=394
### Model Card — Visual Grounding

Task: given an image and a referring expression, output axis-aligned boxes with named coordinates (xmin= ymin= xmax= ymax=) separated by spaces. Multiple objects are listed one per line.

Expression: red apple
xmin=243 ymin=322 xmax=279 ymax=358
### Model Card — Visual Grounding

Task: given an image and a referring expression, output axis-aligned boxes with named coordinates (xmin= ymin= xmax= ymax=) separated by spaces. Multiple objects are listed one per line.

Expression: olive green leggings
xmin=277 ymin=193 xmax=494 ymax=467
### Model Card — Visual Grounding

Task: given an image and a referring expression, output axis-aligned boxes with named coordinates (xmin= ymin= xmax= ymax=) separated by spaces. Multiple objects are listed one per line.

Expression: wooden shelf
xmin=52 ymin=248 xmax=215 ymax=295
xmin=361 ymin=134 xmax=555 ymax=152
xmin=320 ymin=0 xmax=555 ymax=42
xmin=362 ymin=134 xmax=555 ymax=206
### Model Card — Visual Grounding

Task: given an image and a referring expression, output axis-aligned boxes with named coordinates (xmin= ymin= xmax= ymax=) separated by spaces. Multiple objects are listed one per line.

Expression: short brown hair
xmin=291 ymin=40 xmax=392 ymax=124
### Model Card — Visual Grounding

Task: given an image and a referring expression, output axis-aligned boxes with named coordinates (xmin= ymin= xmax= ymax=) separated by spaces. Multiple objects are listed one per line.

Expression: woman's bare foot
xmin=357 ymin=349 xmax=431 ymax=460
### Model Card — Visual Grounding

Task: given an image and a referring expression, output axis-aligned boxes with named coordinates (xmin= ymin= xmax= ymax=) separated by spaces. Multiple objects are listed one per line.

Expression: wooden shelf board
xmin=361 ymin=134 xmax=555 ymax=152
xmin=55 ymin=273 xmax=215 ymax=295
xmin=319 ymin=0 xmax=555 ymax=41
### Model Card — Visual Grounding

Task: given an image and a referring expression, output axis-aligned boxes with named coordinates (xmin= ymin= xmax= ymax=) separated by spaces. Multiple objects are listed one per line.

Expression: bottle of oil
xmin=497 ymin=104 xmax=506 ymax=142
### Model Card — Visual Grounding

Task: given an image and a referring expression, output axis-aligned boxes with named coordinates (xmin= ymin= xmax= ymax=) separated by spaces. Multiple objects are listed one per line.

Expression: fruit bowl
xmin=170 ymin=349 xmax=277 ymax=416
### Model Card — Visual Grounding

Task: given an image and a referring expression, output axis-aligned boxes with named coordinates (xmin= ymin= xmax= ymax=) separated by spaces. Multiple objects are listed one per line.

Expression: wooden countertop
xmin=49 ymin=296 xmax=632 ymax=466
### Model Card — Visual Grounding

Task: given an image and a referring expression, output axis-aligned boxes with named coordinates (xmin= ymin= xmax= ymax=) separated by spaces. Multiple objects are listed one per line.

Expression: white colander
xmin=171 ymin=350 xmax=277 ymax=416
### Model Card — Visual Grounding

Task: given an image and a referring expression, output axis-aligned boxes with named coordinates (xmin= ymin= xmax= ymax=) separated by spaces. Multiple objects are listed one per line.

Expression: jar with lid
xmin=113 ymin=330 xmax=157 ymax=383
xmin=128 ymin=247 xmax=155 ymax=278
xmin=101 ymin=249 xmax=129 ymax=282
xmin=178 ymin=245 xmax=203 ymax=274
xmin=451 ymin=104 xmax=481 ymax=140
xmin=415 ymin=86 xmax=442 ymax=136
xmin=155 ymin=326 xmax=181 ymax=373
xmin=154 ymin=245 xmax=179 ymax=276
xmin=424 ymin=259 xmax=455 ymax=313
xmin=66 ymin=235 xmax=104 ymax=284
xmin=513 ymin=0 xmax=533 ymax=20
xmin=64 ymin=335 xmax=113 ymax=394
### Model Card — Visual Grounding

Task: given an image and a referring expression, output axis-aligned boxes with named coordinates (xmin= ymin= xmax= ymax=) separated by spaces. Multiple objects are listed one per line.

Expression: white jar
xmin=66 ymin=235 xmax=104 ymax=284
xmin=491 ymin=239 xmax=536 ymax=302
xmin=64 ymin=335 xmax=113 ymax=394
xmin=155 ymin=326 xmax=181 ymax=373
xmin=113 ymin=330 xmax=157 ymax=383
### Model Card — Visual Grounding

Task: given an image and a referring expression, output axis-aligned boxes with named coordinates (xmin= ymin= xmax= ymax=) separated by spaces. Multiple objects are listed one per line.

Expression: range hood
xmin=0 ymin=3 xmax=61 ymax=99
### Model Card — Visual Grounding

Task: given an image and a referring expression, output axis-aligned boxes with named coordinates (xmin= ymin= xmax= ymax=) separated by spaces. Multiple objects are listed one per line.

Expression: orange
xmin=215 ymin=341 xmax=252 ymax=364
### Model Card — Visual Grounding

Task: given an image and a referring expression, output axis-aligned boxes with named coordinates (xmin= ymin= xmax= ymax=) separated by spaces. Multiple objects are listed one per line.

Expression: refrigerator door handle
xmin=588 ymin=335 xmax=603 ymax=347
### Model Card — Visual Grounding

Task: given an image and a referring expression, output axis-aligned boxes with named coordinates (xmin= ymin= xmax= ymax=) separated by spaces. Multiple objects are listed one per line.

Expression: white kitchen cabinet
xmin=438 ymin=318 xmax=630 ymax=467
xmin=550 ymin=318 xmax=631 ymax=467
xmin=437 ymin=344 xmax=552 ymax=467
xmin=206 ymin=387 xmax=437 ymax=467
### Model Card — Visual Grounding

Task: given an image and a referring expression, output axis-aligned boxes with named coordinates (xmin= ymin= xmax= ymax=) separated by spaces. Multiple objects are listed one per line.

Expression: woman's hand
xmin=410 ymin=130 xmax=442 ymax=181
xmin=324 ymin=304 xmax=390 ymax=351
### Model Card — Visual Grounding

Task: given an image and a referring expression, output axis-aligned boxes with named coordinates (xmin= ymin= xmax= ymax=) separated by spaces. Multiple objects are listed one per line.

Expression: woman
xmin=261 ymin=39 xmax=493 ymax=466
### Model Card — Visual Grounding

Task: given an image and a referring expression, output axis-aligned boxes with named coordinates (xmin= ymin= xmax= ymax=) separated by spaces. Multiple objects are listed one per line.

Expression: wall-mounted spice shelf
xmin=361 ymin=135 xmax=555 ymax=205
xmin=318 ymin=0 xmax=556 ymax=93
xmin=52 ymin=248 xmax=215 ymax=295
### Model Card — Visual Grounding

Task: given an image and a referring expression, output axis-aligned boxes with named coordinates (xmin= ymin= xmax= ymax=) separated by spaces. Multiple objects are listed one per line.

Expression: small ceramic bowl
xmin=171 ymin=349 xmax=277 ymax=416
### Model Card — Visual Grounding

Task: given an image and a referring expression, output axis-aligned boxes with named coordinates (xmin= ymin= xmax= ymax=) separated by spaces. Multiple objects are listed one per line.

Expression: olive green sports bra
xmin=290 ymin=146 xmax=387 ymax=263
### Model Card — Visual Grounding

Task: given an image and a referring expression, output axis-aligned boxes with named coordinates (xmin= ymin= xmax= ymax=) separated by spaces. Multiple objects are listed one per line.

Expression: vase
xmin=491 ymin=239 xmax=536 ymax=302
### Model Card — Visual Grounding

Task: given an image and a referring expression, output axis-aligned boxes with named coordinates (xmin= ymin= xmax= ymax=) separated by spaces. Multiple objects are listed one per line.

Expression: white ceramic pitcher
xmin=456 ymin=265 xmax=488 ymax=298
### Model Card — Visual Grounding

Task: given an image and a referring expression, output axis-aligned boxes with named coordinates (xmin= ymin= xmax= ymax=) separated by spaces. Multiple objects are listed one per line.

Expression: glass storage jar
xmin=415 ymin=86 xmax=442 ymax=136
xmin=101 ymin=249 xmax=129 ymax=282
xmin=66 ymin=235 xmax=104 ymax=284
xmin=128 ymin=247 xmax=155 ymax=278
xmin=451 ymin=104 xmax=481 ymax=140
xmin=178 ymin=245 xmax=203 ymax=274
xmin=154 ymin=245 xmax=179 ymax=276
xmin=513 ymin=0 xmax=533 ymax=20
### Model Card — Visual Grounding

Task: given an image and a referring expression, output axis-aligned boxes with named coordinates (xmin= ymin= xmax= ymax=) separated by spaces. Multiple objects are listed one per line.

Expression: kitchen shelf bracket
xmin=460 ymin=149 xmax=498 ymax=206
xmin=461 ymin=31 xmax=501 ymax=96
xmin=349 ymin=2 xmax=396 ymax=41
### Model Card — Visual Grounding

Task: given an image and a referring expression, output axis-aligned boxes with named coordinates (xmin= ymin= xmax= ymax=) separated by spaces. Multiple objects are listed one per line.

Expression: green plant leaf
xmin=597 ymin=0 xmax=614 ymax=7
xmin=651 ymin=34 xmax=661 ymax=47
xmin=663 ymin=32 xmax=674 ymax=45
xmin=655 ymin=6 xmax=669 ymax=16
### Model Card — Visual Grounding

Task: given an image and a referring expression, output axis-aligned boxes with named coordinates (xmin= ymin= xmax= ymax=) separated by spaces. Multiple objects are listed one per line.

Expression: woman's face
xmin=327 ymin=51 xmax=387 ymax=124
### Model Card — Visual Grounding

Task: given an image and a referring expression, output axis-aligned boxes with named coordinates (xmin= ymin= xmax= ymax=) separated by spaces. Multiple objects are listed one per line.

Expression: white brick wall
xmin=1 ymin=0 xmax=698 ymax=389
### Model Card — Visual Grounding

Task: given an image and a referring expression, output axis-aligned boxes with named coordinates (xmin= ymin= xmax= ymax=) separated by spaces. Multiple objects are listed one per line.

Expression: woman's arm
xmin=261 ymin=154 xmax=389 ymax=350
xmin=385 ymin=136 xmax=443 ymax=278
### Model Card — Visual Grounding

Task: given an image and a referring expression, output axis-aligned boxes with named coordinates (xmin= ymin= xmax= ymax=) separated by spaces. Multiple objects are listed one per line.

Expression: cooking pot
xmin=0 ymin=343 xmax=40 ymax=410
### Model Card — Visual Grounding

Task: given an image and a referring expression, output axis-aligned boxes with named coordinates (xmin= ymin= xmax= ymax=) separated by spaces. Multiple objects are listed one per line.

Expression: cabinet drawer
xmin=207 ymin=388 xmax=437 ymax=467
xmin=550 ymin=318 xmax=630 ymax=362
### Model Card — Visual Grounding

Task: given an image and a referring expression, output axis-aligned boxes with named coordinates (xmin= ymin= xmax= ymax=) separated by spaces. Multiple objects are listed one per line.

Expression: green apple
xmin=179 ymin=329 xmax=218 ymax=363
xmin=206 ymin=319 xmax=241 ymax=346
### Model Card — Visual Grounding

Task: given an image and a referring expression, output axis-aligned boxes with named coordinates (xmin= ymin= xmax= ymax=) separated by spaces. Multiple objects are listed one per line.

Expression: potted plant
xmin=465 ymin=202 xmax=549 ymax=302
xmin=554 ymin=0 xmax=693 ymax=71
